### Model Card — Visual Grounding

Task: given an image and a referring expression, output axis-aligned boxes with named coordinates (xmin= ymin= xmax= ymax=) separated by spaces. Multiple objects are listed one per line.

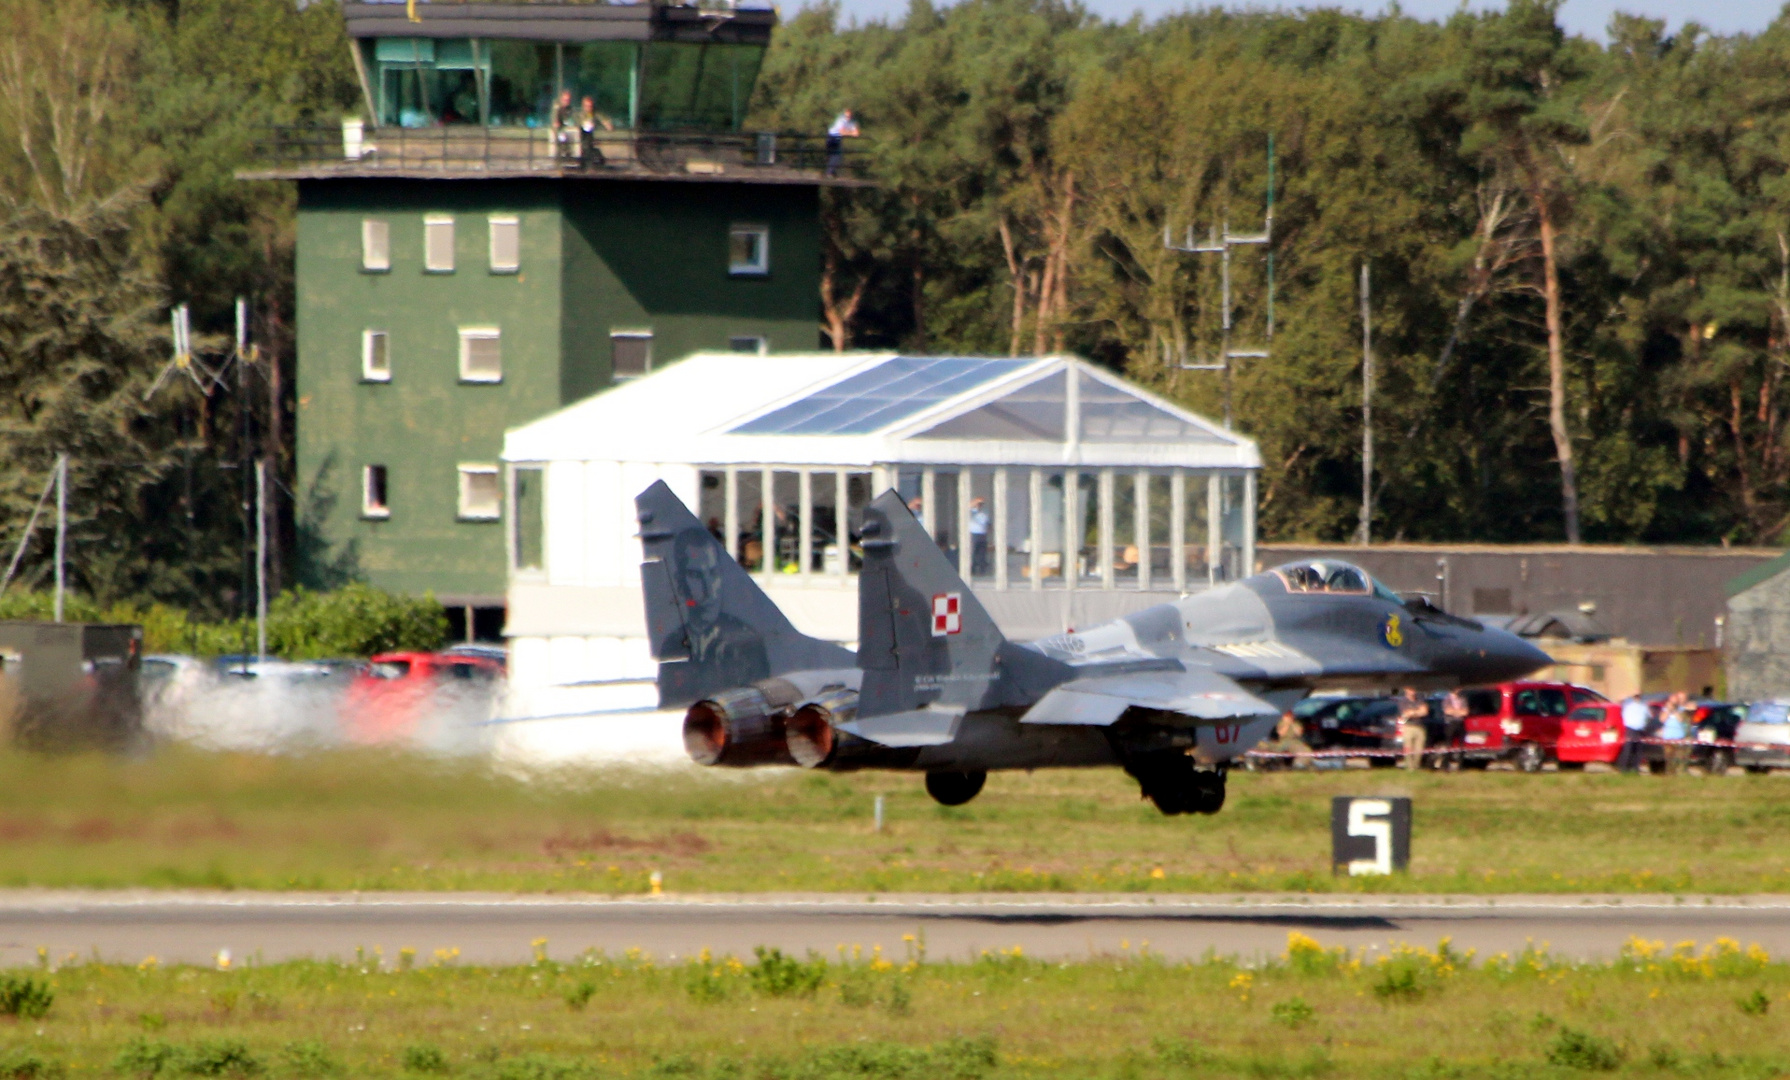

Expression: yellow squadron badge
xmin=1380 ymin=613 xmax=1404 ymax=649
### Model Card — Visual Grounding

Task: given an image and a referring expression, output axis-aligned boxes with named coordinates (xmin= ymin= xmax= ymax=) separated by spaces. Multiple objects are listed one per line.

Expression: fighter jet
xmin=636 ymin=482 xmax=1550 ymax=814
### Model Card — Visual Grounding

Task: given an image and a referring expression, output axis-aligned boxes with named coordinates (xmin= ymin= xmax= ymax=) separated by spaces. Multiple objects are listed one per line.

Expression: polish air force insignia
xmin=931 ymin=593 xmax=962 ymax=636
xmin=1380 ymin=613 xmax=1404 ymax=649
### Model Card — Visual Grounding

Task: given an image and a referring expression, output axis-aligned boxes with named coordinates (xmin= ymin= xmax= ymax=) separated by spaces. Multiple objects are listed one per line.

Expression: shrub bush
xmin=0 ymin=1050 xmax=59 ymax=1080
xmin=0 ymin=584 xmax=447 ymax=659
xmin=1546 ymin=1028 xmax=1623 ymax=1071
xmin=0 ymin=974 xmax=53 ymax=1019
xmin=402 ymin=1044 xmax=450 ymax=1074
xmin=748 ymin=946 xmax=825 ymax=998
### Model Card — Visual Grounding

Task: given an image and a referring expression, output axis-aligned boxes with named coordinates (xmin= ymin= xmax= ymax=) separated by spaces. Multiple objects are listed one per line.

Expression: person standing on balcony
xmin=826 ymin=108 xmax=860 ymax=177
xmin=579 ymin=96 xmax=614 ymax=167
xmin=552 ymin=90 xmax=576 ymax=161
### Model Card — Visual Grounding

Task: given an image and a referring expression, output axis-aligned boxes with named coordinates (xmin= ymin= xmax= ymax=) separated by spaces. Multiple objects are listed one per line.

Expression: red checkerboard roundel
xmin=931 ymin=592 xmax=962 ymax=636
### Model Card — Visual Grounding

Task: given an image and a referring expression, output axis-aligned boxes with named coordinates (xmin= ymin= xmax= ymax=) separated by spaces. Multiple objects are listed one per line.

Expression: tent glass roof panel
xmin=911 ymin=370 xmax=1067 ymax=441
xmin=729 ymin=356 xmax=1032 ymax=436
xmin=1077 ymin=371 xmax=1223 ymax=443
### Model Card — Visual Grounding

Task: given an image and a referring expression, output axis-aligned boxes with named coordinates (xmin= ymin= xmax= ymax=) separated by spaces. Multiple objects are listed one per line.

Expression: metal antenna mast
xmin=1163 ymin=134 xmax=1275 ymax=429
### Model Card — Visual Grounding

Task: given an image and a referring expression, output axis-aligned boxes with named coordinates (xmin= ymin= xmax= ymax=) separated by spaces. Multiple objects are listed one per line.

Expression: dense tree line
xmin=756 ymin=0 xmax=1790 ymax=548
xmin=0 ymin=0 xmax=1786 ymax=621
xmin=0 ymin=0 xmax=355 ymax=615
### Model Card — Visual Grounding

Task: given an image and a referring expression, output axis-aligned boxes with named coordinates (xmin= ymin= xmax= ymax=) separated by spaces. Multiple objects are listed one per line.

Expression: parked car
xmin=343 ymin=651 xmax=503 ymax=746
xmin=1550 ymin=697 xmax=1742 ymax=773
xmin=1454 ymin=681 xmax=1608 ymax=771
xmin=1735 ymin=700 xmax=1790 ymax=773
xmin=1555 ymin=701 xmax=1626 ymax=769
xmin=1293 ymin=695 xmax=1404 ymax=765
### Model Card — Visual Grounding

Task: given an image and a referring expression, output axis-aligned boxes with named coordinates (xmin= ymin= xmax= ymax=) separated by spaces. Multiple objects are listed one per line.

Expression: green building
xmin=247 ymin=1 xmax=850 ymax=635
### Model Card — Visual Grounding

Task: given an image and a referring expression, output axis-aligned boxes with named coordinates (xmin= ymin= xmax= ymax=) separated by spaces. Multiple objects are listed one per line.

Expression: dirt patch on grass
xmin=541 ymin=829 xmax=712 ymax=858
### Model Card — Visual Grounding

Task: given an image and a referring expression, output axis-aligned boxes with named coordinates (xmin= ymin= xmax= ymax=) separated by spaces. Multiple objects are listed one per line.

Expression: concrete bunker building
xmin=499 ymin=351 xmax=1260 ymax=727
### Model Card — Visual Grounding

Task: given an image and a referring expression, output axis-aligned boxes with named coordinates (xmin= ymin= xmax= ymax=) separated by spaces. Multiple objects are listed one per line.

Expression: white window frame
xmin=488 ymin=215 xmax=520 ymax=274
xmin=361 ymin=329 xmax=391 ymax=382
xmin=424 ymin=214 xmax=455 ymax=273
xmin=611 ymin=331 xmax=653 ymax=379
xmin=457 ymin=464 xmax=502 ymax=521
xmin=361 ymin=219 xmax=390 ymax=272
xmin=728 ymin=223 xmax=770 ymax=276
xmin=728 ymin=334 xmax=768 ymax=355
xmin=362 ymin=464 xmax=390 ymax=519
xmin=458 ymin=327 xmax=502 ymax=383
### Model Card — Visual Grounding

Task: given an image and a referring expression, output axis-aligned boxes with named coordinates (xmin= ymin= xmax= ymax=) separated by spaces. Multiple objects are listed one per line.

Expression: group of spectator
xmin=1616 ymin=691 xmax=1697 ymax=774
xmin=551 ymin=90 xmax=615 ymax=166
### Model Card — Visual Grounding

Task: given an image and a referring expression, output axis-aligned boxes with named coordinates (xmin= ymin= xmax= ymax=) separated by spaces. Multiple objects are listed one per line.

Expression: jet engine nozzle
xmin=683 ymin=683 xmax=798 ymax=767
xmin=786 ymin=688 xmax=859 ymax=768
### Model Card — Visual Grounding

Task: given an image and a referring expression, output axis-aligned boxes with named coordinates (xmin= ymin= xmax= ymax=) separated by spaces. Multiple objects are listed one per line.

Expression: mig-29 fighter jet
xmin=637 ymin=482 xmax=1550 ymax=815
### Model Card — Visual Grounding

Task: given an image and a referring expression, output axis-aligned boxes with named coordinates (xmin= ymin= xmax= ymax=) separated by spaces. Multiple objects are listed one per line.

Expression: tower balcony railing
xmin=244 ymin=123 xmax=870 ymax=182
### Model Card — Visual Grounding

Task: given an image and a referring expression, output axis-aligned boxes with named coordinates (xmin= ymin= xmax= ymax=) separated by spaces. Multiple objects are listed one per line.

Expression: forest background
xmin=0 ymin=0 xmax=1784 ymax=621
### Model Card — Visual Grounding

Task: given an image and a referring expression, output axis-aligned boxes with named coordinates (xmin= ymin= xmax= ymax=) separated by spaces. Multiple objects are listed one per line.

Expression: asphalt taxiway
xmin=0 ymin=892 xmax=1783 ymax=966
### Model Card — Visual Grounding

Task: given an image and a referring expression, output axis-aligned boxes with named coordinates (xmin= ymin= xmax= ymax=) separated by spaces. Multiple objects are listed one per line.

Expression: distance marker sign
xmin=1331 ymin=796 xmax=1411 ymax=876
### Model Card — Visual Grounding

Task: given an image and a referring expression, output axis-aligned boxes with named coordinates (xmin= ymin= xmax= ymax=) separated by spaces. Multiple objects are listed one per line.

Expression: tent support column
xmin=798 ymin=470 xmax=813 ymax=579
xmin=1170 ymin=471 xmax=1186 ymax=593
xmin=993 ymin=467 xmax=1009 ymax=590
xmin=1028 ymin=469 xmax=1043 ymax=592
xmin=1135 ymin=470 xmax=1150 ymax=592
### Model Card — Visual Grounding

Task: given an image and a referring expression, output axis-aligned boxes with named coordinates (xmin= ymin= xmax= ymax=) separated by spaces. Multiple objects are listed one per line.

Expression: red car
xmin=1455 ymin=681 xmax=1608 ymax=772
xmin=1555 ymin=701 xmax=1625 ymax=767
xmin=343 ymin=651 xmax=503 ymax=744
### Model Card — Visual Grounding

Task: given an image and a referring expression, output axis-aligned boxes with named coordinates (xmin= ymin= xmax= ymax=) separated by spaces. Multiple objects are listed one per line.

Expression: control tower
xmin=242 ymin=1 xmax=860 ymax=634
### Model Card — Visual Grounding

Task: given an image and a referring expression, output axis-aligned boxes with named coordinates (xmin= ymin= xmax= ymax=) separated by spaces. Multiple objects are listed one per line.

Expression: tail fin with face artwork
xmin=635 ymin=481 xmax=854 ymax=709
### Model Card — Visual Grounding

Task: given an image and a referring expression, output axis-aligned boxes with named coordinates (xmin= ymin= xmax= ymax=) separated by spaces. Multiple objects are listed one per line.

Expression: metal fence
xmin=249 ymin=125 xmax=869 ymax=179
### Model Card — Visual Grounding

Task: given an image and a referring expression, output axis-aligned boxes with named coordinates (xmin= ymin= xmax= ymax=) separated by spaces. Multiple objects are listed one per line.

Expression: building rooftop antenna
xmin=1163 ymin=134 xmax=1275 ymax=429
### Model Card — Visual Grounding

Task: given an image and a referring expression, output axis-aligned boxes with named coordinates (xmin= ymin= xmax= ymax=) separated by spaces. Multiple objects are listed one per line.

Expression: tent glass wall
xmin=696 ymin=465 xmax=1252 ymax=590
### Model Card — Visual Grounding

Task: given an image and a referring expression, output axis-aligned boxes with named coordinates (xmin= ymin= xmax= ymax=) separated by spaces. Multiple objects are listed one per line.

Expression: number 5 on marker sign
xmin=1330 ymin=796 xmax=1411 ymax=877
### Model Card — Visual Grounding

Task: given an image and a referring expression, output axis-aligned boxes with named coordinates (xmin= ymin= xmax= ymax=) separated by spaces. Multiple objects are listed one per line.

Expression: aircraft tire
xmin=925 ymin=770 xmax=987 ymax=807
xmin=1190 ymin=771 xmax=1226 ymax=815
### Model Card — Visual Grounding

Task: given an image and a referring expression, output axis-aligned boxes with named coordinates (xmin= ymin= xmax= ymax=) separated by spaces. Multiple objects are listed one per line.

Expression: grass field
xmin=0 ymin=932 xmax=1783 ymax=1078
xmin=0 ymin=748 xmax=1783 ymax=894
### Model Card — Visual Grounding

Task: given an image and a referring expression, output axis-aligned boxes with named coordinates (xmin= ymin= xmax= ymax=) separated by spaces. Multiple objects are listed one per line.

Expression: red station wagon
xmin=1456 ymin=681 xmax=1608 ymax=772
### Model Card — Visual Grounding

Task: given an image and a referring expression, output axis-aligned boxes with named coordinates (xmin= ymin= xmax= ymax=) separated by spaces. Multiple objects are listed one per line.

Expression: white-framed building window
xmin=424 ymin=214 xmax=455 ymax=273
xmin=612 ymin=331 xmax=652 ymax=379
xmin=488 ymin=215 xmax=520 ymax=273
xmin=361 ymin=219 xmax=390 ymax=272
xmin=362 ymin=330 xmax=391 ymax=382
xmin=458 ymin=464 xmax=501 ymax=521
xmin=459 ymin=327 xmax=502 ymax=383
xmin=729 ymin=335 xmax=768 ymax=355
xmin=728 ymin=224 xmax=769 ymax=276
xmin=362 ymin=464 xmax=390 ymax=519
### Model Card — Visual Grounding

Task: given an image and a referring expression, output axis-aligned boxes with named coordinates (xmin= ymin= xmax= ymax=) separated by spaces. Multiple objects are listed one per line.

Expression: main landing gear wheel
xmin=1127 ymin=753 xmax=1226 ymax=816
xmin=925 ymin=770 xmax=987 ymax=807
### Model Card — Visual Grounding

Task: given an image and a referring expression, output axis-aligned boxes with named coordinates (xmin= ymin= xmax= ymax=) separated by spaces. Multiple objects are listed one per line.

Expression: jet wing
xmin=1020 ymin=668 xmax=1280 ymax=727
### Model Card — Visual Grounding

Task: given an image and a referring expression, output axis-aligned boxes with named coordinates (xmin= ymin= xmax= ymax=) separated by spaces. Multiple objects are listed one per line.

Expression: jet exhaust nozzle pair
xmin=681 ymin=682 xmax=859 ymax=770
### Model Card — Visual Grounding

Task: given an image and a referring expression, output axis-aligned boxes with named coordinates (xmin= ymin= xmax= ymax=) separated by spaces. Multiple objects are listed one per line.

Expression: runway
xmin=0 ymin=892 xmax=1786 ymax=967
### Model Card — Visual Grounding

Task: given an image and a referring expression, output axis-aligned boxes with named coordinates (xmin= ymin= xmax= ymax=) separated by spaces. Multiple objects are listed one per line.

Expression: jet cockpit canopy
xmin=1269 ymin=559 xmax=1405 ymax=606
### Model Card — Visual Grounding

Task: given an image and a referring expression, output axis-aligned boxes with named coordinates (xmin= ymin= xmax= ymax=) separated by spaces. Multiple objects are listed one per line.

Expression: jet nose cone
xmin=1483 ymin=628 xmax=1552 ymax=681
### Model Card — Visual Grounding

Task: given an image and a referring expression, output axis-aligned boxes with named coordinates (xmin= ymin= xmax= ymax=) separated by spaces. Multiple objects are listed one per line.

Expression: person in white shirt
xmin=1617 ymin=695 xmax=1651 ymax=773
xmin=968 ymin=496 xmax=991 ymax=575
xmin=825 ymin=109 xmax=860 ymax=176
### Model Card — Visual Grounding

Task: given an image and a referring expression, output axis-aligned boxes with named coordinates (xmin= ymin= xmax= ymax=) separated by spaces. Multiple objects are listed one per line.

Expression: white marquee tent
xmin=497 ymin=351 xmax=1260 ymax=743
